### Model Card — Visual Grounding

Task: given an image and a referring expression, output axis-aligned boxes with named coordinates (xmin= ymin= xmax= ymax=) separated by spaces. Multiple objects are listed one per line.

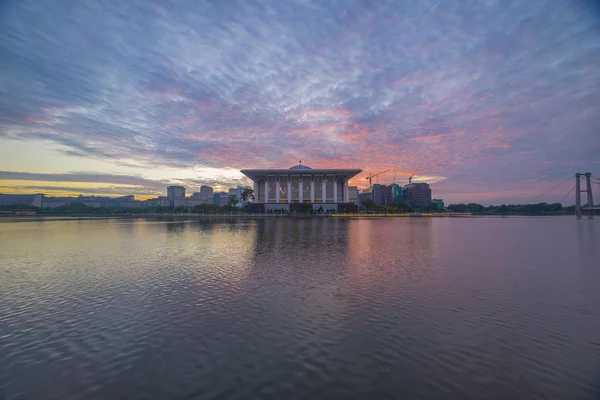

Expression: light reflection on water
xmin=0 ymin=217 xmax=599 ymax=399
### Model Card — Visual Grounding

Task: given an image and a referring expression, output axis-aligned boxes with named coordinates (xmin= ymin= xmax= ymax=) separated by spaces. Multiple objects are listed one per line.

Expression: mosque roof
xmin=289 ymin=164 xmax=312 ymax=170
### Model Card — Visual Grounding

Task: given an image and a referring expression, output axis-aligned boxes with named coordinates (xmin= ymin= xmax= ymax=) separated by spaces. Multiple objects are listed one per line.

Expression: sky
xmin=1 ymin=0 xmax=599 ymax=204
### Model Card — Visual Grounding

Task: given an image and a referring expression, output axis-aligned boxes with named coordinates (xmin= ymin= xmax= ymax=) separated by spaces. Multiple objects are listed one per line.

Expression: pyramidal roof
xmin=289 ymin=164 xmax=312 ymax=170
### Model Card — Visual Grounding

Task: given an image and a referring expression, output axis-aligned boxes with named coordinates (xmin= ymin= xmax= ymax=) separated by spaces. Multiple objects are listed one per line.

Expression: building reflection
xmin=246 ymin=218 xmax=353 ymax=341
xmin=346 ymin=218 xmax=434 ymax=285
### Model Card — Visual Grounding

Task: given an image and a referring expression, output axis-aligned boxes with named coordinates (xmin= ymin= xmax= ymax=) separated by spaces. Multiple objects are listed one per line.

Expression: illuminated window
xmin=279 ymin=176 xmax=288 ymax=202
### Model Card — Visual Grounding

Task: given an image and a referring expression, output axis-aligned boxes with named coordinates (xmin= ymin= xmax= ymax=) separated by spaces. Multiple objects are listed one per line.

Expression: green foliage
xmin=240 ymin=188 xmax=254 ymax=202
xmin=0 ymin=204 xmax=42 ymax=213
xmin=362 ymin=199 xmax=375 ymax=210
xmin=290 ymin=203 xmax=312 ymax=213
xmin=192 ymin=203 xmax=220 ymax=213
xmin=447 ymin=202 xmax=568 ymax=214
xmin=155 ymin=205 xmax=169 ymax=213
xmin=227 ymin=194 xmax=239 ymax=210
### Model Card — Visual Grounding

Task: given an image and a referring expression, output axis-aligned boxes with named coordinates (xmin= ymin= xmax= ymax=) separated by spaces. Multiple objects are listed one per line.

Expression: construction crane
xmin=366 ymin=169 xmax=389 ymax=187
xmin=392 ymin=173 xmax=397 ymax=185
xmin=408 ymin=173 xmax=415 ymax=184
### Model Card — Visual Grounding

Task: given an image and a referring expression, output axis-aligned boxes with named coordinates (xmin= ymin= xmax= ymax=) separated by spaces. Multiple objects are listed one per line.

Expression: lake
xmin=1 ymin=217 xmax=599 ymax=399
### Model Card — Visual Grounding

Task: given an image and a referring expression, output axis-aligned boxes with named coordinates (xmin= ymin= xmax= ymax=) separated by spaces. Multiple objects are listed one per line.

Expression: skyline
xmin=1 ymin=1 xmax=599 ymax=205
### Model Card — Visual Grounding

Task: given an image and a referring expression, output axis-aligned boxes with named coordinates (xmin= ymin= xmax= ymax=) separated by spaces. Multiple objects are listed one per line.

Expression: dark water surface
xmin=1 ymin=217 xmax=599 ymax=399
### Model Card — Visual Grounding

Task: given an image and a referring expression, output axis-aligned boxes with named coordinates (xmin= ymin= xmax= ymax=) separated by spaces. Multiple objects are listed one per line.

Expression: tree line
xmin=446 ymin=202 xmax=573 ymax=214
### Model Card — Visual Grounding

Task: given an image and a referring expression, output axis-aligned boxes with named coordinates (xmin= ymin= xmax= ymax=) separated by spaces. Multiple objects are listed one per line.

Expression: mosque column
xmin=264 ymin=179 xmax=269 ymax=204
xmin=344 ymin=180 xmax=349 ymax=203
xmin=333 ymin=178 xmax=338 ymax=204
xmin=310 ymin=178 xmax=315 ymax=203
xmin=275 ymin=177 xmax=280 ymax=203
xmin=253 ymin=181 xmax=258 ymax=203
xmin=322 ymin=177 xmax=326 ymax=203
xmin=299 ymin=179 xmax=303 ymax=203
xmin=287 ymin=178 xmax=292 ymax=203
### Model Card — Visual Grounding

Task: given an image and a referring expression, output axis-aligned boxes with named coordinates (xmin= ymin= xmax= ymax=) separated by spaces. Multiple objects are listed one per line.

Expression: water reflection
xmin=1 ymin=217 xmax=599 ymax=399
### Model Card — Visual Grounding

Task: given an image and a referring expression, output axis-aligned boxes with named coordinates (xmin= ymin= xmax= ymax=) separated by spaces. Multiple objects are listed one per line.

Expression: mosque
xmin=240 ymin=162 xmax=362 ymax=212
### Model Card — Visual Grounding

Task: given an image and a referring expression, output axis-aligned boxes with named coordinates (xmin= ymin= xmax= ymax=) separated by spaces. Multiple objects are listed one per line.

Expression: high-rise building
xmin=190 ymin=185 xmax=214 ymax=204
xmin=348 ymin=186 xmax=359 ymax=204
xmin=402 ymin=183 xmax=432 ymax=207
xmin=372 ymin=184 xmax=383 ymax=205
xmin=370 ymin=184 xmax=394 ymax=205
xmin=200 ymin=185 xmax=213 ymax=200
xmin=212 ymin=192 xmax=229 ymax=207
xmin=390 ymin=184 xmax=402 ymax=204
xmin=381 ymin=185 xmax=393 ymax=205
xmin=167 ymin=186 xmax=185 ymax=207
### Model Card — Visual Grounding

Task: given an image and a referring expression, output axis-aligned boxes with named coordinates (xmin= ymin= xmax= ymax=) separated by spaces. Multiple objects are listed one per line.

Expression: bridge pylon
xmin=575 ymin=172 xmax=595 ymax=218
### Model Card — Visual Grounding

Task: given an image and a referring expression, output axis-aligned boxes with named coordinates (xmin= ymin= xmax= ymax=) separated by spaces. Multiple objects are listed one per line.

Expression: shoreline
xmin=0 ymin=212 xmax=577 ymax=223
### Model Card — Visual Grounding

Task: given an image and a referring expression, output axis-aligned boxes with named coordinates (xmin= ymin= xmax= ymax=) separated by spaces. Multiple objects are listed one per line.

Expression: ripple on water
xmin=0 ymin=218 xmax=599 ymax=399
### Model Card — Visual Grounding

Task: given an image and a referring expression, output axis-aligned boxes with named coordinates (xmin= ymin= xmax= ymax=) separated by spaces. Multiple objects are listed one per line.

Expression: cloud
xmin=1 ymin=0 xmax=599 ymax=203
xmin=0 ymin=170 xmax=250 ymax=197
xmin=0 ymin=171 xmax=165 ymax=188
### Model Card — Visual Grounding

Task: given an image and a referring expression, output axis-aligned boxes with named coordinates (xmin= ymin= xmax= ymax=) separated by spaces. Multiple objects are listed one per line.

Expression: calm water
xmin=1 ymin=217 xmax=599 ymax=399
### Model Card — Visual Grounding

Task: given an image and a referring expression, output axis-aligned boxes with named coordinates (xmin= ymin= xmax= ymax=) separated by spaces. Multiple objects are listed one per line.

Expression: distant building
xmin=200 ymin=185 xmax=213 ymax=201
xmin=358 ymin=188 xmax=373 ymax=204
xmin=42 ymin=198 xmax=70 ymax=208
xmin=0 ymin=194 xmax=43 ymax=208
xmin=390 ymin=184 xmax=402 ymax=204
xmin=190 ymin=186 xmax=214 ymax=204
xmin=184 ymin=198 xmax=204 ymax=208
xmin=167 ymin=186 xmax=185 ymax=200
xmin=228 ymin=187 xmax=244 ymax=208
xmin=381 ymin=185 xmax=393 ymax=205
xmin=144 ymin=196 xmax=171 ymax=208
xmin=432 ymin=199 xmax=444 ymax=209
xmin=348 ymin=186 xmax=359 ymax=204
xmin=402 ymin=183 xmax=432 ymax=207
xmin=372 ymin=184 xmax=383 ymax=205
xmin=119 ymin=201 xmax=143 ymax=208
xmin=76 ymin=195 xmax=136 ymax=208
xmin=81 ymin=201 xmax=103 ymax=208
xmin=366 ymin=184 xmax=393 ymax=205
xmin=167 ymin=186 xmax=185 ymax=207
xmin=212 ymin=192 xmax=229 ymax=207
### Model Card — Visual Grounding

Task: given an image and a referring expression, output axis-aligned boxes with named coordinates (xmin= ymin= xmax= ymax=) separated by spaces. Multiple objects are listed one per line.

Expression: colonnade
xmin=253 ymin=175 xmax=350 ymax=204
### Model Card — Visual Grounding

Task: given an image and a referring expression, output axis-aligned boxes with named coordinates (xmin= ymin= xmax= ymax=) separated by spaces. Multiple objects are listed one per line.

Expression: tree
xmin=393 ymin=202 xmax=411 ymax=212
xmin=227 ymin=194 xmax=239 ymax=210
xmin=240 ymin=188 xmax=254 ymax=202
xmin=362 ymin=199 xmax=375 ymax=211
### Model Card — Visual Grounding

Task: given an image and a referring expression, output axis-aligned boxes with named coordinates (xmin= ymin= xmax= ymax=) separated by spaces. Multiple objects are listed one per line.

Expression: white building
xmin=348 ymin=186 xmax=359 ymax=204
xmin=228 ymin=187 xmax=250 ymax=208
xmin=0 ymin=194 xmax=43 ymax=208
xmin=240 ymin=163 xmax=362 ymax=212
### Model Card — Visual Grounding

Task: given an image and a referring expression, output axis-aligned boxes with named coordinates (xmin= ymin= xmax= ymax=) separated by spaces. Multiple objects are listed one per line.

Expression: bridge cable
xmin=527 ymin=175 xmax=575 ymax=203
xmin=558 ymin=185 xmax=576 ymax=205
